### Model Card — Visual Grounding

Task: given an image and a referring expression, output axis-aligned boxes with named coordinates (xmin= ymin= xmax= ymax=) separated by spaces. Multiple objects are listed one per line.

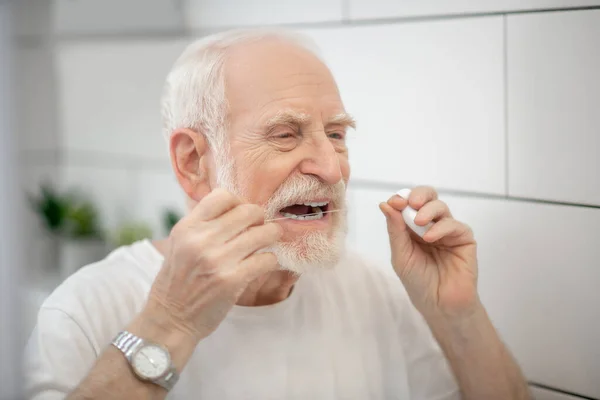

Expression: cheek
xmin=339 ymin=154 xmax=351 ymax=182
xmin=241 ymin=157 xmax=297 ymax=203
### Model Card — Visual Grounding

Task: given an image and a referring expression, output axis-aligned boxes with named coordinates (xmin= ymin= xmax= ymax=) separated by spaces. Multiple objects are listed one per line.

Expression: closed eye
xmin=275 ymin=132 xmax=295 ymax=139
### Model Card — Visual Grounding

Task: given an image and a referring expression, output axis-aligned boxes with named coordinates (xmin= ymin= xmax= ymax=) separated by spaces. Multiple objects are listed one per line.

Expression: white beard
xmin=214 ymin=150 xmax=348 ymax=274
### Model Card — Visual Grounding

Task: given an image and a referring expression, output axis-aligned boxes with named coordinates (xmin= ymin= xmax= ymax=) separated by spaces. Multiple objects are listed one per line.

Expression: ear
xmin=169 ymin=128 xmax=212 ymax=202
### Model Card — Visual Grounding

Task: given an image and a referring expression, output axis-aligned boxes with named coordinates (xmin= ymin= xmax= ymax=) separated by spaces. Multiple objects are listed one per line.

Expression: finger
xmin=414 ymin=200 xmax=452 ymax=226
xmin=192 ymin=188 xmax=242 ymax=221
xmin=237 ymin=251 xmax=280 ymax=282
xmin=223 ymin=222 xmax=283 ymax=261
xmin=407 ymin=185 xmax=438 ymax=210
xmin=380 ymin=202 xmax=415 ymax=252
xmin=422 ymin=218 xmax=473 ymax=244
xmin=209 ymin=203 xmax=266 ymax=243
xmin=387 ymin=195 xmax=408 ymax=212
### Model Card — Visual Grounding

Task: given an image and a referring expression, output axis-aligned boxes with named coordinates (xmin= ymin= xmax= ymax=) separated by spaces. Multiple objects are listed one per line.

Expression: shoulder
xmin=24 ymin=241 xmax=163 ymax=398
xmin=38 ymin=240 xmax=161 ymax=351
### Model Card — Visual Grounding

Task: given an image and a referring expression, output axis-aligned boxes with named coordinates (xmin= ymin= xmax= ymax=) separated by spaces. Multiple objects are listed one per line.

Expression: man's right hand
xmin=143 ymin=188 xmax=282 ymax=345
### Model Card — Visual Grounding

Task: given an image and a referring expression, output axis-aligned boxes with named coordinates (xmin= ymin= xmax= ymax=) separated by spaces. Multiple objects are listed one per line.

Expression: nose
xmin=298 ymin=134 xmax=343 ymax=185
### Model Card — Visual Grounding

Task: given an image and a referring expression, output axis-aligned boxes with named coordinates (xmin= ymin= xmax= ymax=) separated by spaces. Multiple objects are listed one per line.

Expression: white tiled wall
xmin=57 ymin=40 xmax=187 ymax=159
xmin=15 ymin=45 xmax=60 ymax=152
xmin=53 ymin=0 xmax=184 ymax=34
xmin=507 ymin=10 xmax=600 ymax=206
xmin=348 ymin=186 xmax=600 ymax=398
xmin=16 ymin=1 xmax=600 ymax=398
xmin=132 ymin=167 xmax=187 ymax=238
xmin=302 ymin=18 xmax=506 ymax=194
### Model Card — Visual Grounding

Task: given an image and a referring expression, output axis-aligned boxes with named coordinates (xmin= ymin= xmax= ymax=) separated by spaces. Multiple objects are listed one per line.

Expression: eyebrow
xmin=326 ymin=112 xmax=356 ymax=129
xmin=264 ymin=110 xmax=357 ymax=130
xmin=264 ymin=110 xmax=311 ymax=130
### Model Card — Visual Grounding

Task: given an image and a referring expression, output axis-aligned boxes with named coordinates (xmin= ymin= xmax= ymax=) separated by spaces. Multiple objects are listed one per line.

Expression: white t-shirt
xmin=24 ymin=240 xmax=460 ymax=400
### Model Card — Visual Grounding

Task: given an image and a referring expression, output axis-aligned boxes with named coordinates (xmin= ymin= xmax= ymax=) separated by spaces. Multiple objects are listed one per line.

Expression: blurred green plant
xmin=112 ymin=222 xmax=153 ymax=247
xmin=28 ymin=183 xmax=104 ymax=240
xmin=63 ymin=198 xmax=103 ymax=240
xmin=163 ymin=208 xmax=182 ymax=235
xmin=28 ymin=182 xmax=69 ymax=234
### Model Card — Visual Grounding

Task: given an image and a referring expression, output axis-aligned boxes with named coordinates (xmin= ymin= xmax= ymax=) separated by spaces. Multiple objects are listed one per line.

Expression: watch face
xmin=132 ymin=344 xmax=170 ymax=380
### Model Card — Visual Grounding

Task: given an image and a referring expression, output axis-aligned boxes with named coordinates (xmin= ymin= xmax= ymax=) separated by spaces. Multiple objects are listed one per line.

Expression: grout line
xmin=502 ymin=14 xmax=510 ymax=196
xmin=14 ymin=5 xmax=600 ymax=44
xmin=349 ymin=179 xmax=600 ymax=210
xmin=528 ymin=381 xmax=599 ymax=400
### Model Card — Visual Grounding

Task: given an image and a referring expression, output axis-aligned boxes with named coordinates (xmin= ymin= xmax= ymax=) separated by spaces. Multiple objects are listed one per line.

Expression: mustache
xmin=264 ymin=175 xmax=346 ymax=217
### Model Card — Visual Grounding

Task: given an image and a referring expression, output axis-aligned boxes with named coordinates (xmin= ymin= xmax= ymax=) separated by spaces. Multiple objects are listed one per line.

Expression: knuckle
xmin=175 ymin=234 xmax=199 ymax=254
xmin=212 ymin=270 xmax=233 ymax=286
xmin=197 ymin=249 xmax=222 ymax=266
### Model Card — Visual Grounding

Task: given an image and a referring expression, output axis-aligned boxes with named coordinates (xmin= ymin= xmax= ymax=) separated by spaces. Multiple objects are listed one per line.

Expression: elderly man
xmin=25 ymin=30 xmax=530 ymax=400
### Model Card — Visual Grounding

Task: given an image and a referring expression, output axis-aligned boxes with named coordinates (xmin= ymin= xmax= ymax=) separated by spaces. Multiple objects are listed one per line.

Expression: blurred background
xmin=1 ymin=0 xmax=600 ymax=399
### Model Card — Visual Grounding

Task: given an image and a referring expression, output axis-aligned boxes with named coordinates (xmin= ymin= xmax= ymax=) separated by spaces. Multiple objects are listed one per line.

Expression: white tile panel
xmin=507 ymin=10 xmax=600 ymax=206
xmin=53 ymin=0 xmax=183 ymax=34
xmin=348 ymin=185 xmax=600 ymax=398
xmin=301 ymin=18 xmax=505 ymax=194
xmin=57 ymin=40 xmax=187 ymax=159
xmin=184 ymin=0 xmax=344 ymax=29
xmin=132 ymin=168 xmax=187 ymax=238
xmin=16 ymin=46 xmax=60 ymax=152
xmin=348 ymin=0 xmax=600 ymax=21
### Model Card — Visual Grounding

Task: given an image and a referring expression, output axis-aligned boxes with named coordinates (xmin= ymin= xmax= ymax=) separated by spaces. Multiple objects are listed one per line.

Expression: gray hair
xmin=160 ymin=29 xmax=322 ymax=154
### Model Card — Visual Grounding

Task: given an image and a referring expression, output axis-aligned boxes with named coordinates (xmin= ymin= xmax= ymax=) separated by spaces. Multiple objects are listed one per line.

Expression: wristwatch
xmin=111 ymin=330 xmax=179 ymax=391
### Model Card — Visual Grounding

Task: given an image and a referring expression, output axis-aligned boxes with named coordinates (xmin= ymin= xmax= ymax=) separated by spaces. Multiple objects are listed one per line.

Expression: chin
xmin=271 ymin=229 xmax=347 ymax=275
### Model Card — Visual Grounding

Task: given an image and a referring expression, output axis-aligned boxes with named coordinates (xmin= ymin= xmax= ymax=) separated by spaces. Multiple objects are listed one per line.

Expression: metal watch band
xmin=111 ymin=331 xmax=179 ymax=391
xmin=112 ymin=331 xmax=144 ymax=361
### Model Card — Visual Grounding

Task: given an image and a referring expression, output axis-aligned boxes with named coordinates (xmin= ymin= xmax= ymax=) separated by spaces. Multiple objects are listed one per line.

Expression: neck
xmin=152 ymin=239 xmax=298 ymax=307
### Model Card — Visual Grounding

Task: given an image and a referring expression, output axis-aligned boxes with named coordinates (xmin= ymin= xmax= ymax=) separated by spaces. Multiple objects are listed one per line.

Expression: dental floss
xmin=396 ymin=188 xmax=433 ymax=238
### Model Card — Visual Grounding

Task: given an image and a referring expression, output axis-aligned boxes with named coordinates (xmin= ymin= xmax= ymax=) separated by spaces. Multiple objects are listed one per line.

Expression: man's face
xmin=215 ymin=39 xmax=353 ymax=273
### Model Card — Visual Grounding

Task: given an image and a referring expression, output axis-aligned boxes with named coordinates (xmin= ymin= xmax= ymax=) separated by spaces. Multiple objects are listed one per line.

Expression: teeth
xmin=301 ymin=201 xmax=328 ymax=207
xmin=281 ymin=208 xmax=324 ymax=221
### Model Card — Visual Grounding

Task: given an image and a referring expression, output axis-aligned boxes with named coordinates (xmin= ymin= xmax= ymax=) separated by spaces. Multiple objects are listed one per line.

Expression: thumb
xmin=379 ymin=202 xmax=415 ymax=266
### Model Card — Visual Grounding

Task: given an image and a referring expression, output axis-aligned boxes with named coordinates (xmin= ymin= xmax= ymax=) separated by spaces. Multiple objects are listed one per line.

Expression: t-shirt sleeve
xmin=384 ymin=272 xmax=462 ymax=400
xmin=24 ymin=307 xmax=98 ymax=400
xmin=400 ymin=305 xmax=462 ymax=400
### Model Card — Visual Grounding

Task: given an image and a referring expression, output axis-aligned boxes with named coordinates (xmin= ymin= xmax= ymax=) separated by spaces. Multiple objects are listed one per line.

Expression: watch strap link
xmin=112 ymin=331 xmax=144 ymax=361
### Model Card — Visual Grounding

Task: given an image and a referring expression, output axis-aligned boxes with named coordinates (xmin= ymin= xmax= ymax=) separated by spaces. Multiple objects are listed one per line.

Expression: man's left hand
xmin=380 ymin=186 xmax=479 ymax=319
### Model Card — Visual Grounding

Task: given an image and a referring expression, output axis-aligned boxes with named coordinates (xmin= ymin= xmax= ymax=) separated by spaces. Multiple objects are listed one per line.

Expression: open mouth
xmin=279 ymin=201 xmax=330 ymax=221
